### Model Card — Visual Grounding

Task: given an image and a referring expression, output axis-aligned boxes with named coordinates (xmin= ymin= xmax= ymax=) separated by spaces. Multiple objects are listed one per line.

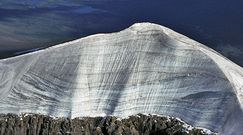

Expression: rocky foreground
xmin=0 ymin=113 xmax=216 ymax=135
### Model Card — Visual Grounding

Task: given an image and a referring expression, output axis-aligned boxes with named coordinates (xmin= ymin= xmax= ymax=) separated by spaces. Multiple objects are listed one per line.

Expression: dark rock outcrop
xmin=0 ymin=113 xmax=216 ymax=135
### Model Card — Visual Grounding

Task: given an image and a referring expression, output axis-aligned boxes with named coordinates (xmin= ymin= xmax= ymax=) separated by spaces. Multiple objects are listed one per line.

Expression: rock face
xmin=0 ymin=23 xmax=242 ymax=135
xmin=0 ymin=113 xmax=215 ymax=135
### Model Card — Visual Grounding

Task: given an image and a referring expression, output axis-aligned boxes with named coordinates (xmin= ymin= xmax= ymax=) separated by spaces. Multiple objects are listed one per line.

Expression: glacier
xmin=0 ymin=23 xmax=242 ymax=135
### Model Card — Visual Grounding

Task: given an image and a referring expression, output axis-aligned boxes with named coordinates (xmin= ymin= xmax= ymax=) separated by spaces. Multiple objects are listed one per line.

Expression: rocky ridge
xmin=0 ymin=113 xmax=216 ymax=135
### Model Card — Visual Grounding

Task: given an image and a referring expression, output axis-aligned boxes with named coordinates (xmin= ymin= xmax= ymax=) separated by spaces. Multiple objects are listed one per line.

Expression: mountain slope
xmin=0 ymin=23 xmax=242 ymax=135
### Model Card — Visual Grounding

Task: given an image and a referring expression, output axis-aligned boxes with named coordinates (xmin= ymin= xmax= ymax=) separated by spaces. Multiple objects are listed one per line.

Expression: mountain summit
xmin=0 ymin=23 xmax=242 ymax=135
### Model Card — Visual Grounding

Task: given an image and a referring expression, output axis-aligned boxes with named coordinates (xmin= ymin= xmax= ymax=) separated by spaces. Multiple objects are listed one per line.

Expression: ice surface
xmin=0 ymin=23 xmax=242 ymax=135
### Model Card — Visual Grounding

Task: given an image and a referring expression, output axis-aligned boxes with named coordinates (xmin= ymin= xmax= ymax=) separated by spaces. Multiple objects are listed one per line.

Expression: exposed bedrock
xmin=0 ymin=23 xmax=242 ymax=135
xmin=0 ymin=113 xmax=216 ymax=135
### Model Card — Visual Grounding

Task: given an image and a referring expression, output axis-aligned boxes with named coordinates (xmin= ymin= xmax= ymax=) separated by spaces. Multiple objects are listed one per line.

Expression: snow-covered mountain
xmin=0 ymin=23 xmax=242 ymax=135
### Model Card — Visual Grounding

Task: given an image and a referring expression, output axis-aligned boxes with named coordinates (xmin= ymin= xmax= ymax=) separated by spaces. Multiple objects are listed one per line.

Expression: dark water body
xmin=0 ymin=0 xmax=243 ymax=66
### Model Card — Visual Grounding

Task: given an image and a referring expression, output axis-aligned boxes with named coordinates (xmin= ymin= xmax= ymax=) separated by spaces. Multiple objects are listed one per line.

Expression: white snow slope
xmin=0 ymin=23 xmax=242 ymax=135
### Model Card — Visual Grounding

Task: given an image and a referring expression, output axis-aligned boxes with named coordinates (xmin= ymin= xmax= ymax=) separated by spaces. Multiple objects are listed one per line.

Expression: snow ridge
xmin=0 ymin=23 xmax=242 ymax=135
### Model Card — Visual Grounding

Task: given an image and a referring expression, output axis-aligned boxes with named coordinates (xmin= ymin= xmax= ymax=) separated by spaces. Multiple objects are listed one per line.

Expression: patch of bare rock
xmin=0 ymin=113 xmax=216 ymax=135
